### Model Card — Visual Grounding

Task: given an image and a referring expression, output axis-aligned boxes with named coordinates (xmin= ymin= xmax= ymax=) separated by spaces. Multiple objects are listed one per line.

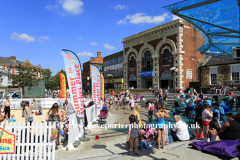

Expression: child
xmin=118 ymin=98 xmax=123 ymax=111
xmin=148 ymin=100 xmax=155 ymax=122
xmin=35 ymin=106 xmax=42 ymax=115
xmin=9 ymin=115 xmax=16 ymax=122
xmin=208 ymin=121 xmax=219 ymax=142
xmin=191 ymin=118 xmax=204 ymax=139
xmin=127 ymin=115 xmax=139 ymax=156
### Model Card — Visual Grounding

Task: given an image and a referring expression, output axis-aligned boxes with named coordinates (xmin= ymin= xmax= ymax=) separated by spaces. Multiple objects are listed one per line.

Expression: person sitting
xmin=217 ymin=113 xmax=240 ymax=140
xmin=191 ymin=117 xmax=204 ymax=139
xmin=228 ymin=91 xmax=235 ymax=98
xmin=199 ymin=92 xmax=204 ymax=100
xmin=170 ymin=115 xmax=190 ymax=142
xmin=215 ymin=83 xmax=223 ymax=94
xmin=210 ymin=84 xmax=216 ymax=94
xmin=208 ymin=121 xmax=219 ymax=142
xmin=35 ymin=106 xmax=42 ymax=115
xmin=9 ymin=114 xmax=16 ymax=122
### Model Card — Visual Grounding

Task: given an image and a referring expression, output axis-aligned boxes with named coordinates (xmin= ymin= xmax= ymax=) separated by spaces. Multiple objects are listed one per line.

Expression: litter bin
xmin=235 ymin=96 xmax=240 ymax=112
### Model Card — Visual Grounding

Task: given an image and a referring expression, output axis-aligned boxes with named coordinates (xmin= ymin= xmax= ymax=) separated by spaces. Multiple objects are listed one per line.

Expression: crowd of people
xmin=105 ymin=87 xmax=240 ymax=156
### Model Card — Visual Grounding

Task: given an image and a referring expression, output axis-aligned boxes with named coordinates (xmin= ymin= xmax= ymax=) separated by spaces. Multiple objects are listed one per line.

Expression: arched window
xmin=163 ymin=49 xmax=170 ymax=65
xmin=131 ymin=56 xmax=135 ymax=67
xmin=144 ymin=51 xmax=152 ymax=71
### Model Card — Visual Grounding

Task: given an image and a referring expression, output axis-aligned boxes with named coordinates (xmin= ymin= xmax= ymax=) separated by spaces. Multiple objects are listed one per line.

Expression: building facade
xmin=122 ymin=19 xmax=205 ymax=92
xmin=103 ymin=51 xmax=123 ymax=91
xmin=201 ymin=55 xmax=240 ymax=88
xmin=82 ymin=52 xmax=103 ymax=93
xmin=0 ymin=56 xmax=45 ymax=98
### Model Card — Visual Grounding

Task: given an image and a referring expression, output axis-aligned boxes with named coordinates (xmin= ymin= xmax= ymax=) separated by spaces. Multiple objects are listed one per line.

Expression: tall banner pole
xmin=61 ymin=49 xmax=84 ymax=117
xmin=90 ymin=65 xmax=101 ymax=108
xmin=59 ymin=72 xmax=67 ymax=99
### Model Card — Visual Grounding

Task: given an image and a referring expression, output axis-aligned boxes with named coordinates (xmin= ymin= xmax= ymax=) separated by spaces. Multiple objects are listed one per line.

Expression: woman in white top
xmin=4 ymin=96 xmax=11 ymax=119
xmin=170 ymin=115 xmax=190 ymax=142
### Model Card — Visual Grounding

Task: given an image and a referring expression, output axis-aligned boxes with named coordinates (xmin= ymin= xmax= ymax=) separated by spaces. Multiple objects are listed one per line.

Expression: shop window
xmin=163 ymin=49 xmax=170 ymax=65
xmin=231 ymin=65 xmax=239 ymax=83
xmin=131 ymin=56 xmax=135 ymax=67
xmin=210 ymin=67 xmax=217 ymax=84
xmin=144 ymin=51 xmax=152 ymax=71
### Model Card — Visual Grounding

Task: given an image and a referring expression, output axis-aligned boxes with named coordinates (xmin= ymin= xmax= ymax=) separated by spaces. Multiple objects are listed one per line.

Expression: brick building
xmin=122 ymin=19 xmax=205 ymax=92
xmin=82 ymin=52 xmax=103 ymax=93
xmin=201 ymin=55 xmax=240 ymax=88
xmin=0 ymin=56 xmax=45 ymax=97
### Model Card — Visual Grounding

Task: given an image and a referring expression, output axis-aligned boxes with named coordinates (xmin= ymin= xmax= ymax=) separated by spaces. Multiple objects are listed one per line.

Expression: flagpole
xmin=62 ymin=49 xmax=89 ymax=140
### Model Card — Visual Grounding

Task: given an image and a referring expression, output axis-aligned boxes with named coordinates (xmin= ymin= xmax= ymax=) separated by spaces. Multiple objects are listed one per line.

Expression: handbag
xmin=126 ymin=141 xmax=130 ymax=149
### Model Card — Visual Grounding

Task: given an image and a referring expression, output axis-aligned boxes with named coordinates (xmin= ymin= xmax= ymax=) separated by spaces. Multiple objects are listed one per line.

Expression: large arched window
xmin=144 ymin=51 xmax=152 ymax=71
xmin=163 ymin=49 xmax=170 ymax=65
xmin=131 ymin=56 xmax=135 ymax=68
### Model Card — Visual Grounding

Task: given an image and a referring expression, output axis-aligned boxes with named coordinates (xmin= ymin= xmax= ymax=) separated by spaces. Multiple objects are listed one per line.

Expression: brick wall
xmin=181 ymin=22 xmax=205 ymax=89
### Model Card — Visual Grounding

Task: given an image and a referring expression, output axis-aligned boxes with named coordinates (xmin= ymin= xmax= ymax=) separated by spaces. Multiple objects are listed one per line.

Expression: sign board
xmin=186 ymin=69 xmax=192 ymax=79
xmin=104 ymin=78 xmax=123 ymax=83
xmin=140 ymin=71 xmax=153 ymax=77
xmin=0 ymin=128 xmax=15 ymax=154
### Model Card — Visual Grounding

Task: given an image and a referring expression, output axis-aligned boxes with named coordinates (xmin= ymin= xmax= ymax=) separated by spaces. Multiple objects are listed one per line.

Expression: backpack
xmin=150 ymin=104 xmax=155 ymax=111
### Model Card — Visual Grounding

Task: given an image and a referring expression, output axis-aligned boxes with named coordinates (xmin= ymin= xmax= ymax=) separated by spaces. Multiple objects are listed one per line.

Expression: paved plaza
xmin=55 ymin=104 xmax=239 ymax=160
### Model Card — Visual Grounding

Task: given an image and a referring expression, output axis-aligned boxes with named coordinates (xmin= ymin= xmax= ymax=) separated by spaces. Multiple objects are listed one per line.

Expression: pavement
xmin=55 ymin=104 xmax=240 ymax=160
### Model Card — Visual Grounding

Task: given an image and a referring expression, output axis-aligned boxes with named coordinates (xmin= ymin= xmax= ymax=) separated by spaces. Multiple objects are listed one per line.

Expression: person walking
xmin=4 ymin=96 xmax=11 ymax=119
xmin=129 ymin=97 xmax=135 ymax=111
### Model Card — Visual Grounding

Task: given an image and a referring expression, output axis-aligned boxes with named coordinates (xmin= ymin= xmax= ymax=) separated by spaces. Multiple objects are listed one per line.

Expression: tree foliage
xmin=10 ymin=63 xmax=39 ymax=94
xmin=47 ymin=69 xmax=68 ymax=91
xmin=42 ymin=69 xmax=52 ymax=90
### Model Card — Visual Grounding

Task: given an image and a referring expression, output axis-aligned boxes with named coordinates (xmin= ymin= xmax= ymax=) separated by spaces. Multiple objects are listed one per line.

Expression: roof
xmin=204 ymin=55 xmax=238 ymax=66
xmin=163 ymin=0 xmax=240 ymax=60
xmin=0 ymin=57 xmax=23 ymax=65
xmin=103 ymin=51 xmax=123 ymax=61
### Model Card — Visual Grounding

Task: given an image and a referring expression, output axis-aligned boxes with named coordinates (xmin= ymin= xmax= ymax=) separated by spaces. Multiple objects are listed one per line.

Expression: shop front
xmin=159 ymin=70 xmax=173 ymax=92
xmin=141 ymin=71 xmax=153 ymax=89
xmin=104 ymin=78 xmax=123 ymax=90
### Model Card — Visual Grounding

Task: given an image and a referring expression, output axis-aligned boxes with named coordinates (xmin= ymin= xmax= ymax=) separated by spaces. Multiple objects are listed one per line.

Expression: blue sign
xmin=140 ymin=71 xmax=153 ymax=77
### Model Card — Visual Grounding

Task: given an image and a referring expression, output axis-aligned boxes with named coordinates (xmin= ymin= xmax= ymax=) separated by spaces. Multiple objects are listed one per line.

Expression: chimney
xmin=97 ymin=52 xmax=101 ymax=57
xmin=10 ymin=56 xmax=16 ymax=61
xmin=90 ymin=57 xmax=94 ymax=61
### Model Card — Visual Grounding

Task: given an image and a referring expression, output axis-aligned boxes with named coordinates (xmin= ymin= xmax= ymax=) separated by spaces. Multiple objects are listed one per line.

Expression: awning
xmin=163 ymin=0 xmax=240 ymax=61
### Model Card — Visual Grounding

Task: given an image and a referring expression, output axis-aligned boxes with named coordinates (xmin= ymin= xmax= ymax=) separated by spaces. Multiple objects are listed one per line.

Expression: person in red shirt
xmin=229 ymin=91 xmax=235 ymax=98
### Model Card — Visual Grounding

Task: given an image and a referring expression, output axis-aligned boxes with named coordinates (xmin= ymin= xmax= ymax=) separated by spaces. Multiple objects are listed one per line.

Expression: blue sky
xmin=0 ymin=0 xmax=181 ymax=75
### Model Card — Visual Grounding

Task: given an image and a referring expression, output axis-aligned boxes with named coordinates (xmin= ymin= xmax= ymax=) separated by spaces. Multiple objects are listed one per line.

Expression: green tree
xmin=42 ymin=69 xmax=52 ymax=90
xmin=48 ymin=69 xmax=68 ymax=91
xmin=10 ymin=63 xmax=39 ymax=95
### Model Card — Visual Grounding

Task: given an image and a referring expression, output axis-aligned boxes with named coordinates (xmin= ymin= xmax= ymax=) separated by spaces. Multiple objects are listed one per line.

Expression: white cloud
xmin=172 ymin=14 xmax=182 ymax=21
xmin=91 ymin=42 xmax=98 ymax=45
xmin=117 ymin=13 xmax=169 ymax=25
xmin=77 ymin=52 xmax=94 ymax=57
xmin=104 ymin=43 xmax=115 ymax=50
xmin=38 ymin=36 xmax=51 ymax=43
xmin=78 ymin=36 xmax=83 ymax=39
xmin=10 ymin=33 xmax=35 ymax=42
xmin=114 ymin=4 xmax=127 ymax=10
xmin=45 ymin=0 xmax=83 ymax=15
xmin=117 ymin=19 xmax=126 ymax=25
xmin=45 ymin=5 xmax=59 ymax=11
xmin=60 ymin=0 xmax=83 ymax=15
